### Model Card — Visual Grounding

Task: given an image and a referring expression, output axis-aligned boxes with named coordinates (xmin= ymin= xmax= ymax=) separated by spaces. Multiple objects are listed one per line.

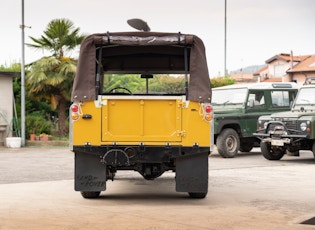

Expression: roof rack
xmin=303 ymin=77 xmax=315 ymax=85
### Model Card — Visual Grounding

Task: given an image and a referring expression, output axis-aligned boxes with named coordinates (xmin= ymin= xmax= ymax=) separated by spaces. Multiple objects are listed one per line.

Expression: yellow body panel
xmin=71 ymin=96 xmax=211 ymax=147
xmin=71 ymin=101 xmax=102 ymax=146
xmin=102 ymin=98 xmax=181 ymax=142
xmin=181 ymin=101 xmax=211 ymax=147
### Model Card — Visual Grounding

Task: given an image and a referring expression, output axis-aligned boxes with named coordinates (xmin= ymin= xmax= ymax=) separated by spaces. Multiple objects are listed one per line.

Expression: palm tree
xmin=26 ymin=18 xmax=86 ymax=136
xmin=27 ymin=18 xmax=85 ymax=59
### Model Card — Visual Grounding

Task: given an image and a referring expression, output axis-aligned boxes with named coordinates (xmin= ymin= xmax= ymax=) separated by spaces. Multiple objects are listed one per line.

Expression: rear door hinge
xmin=177 ymin=130 xmax=186 ymax=137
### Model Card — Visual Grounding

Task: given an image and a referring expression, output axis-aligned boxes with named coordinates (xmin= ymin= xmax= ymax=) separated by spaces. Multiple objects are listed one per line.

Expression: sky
xmin=1 ymin=0 xmax=315 ymax=77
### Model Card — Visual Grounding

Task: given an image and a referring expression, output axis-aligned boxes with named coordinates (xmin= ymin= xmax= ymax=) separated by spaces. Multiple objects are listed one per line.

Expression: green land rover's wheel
xmin=188 ymin=192 xmax=207 ymax=199
xmin=260 ymin=142 xmax=285 ymax=160
xmin=217 ymin=128 xmax=240 ymax=158
xmin=80 ymin=191 xmax=101 ymax=199
xmin=312 ymin=142 xmax=315 ymax=159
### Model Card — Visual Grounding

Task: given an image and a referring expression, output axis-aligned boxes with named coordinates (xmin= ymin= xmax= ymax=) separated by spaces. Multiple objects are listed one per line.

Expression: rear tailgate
xmin=101 ymin=96 xmax=183 ymax=143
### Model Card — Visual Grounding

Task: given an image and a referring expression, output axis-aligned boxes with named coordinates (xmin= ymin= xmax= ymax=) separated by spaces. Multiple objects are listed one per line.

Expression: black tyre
xmin=188 ymin=192 xmax=207 ymax=199
xmin=217 ymin=128 xmax=240 ymax=158
xmin=260 ymin=142 xmax=285 ymax=160
xmin=312 ymin=142 xmax=315 ymax=159
xmin=80 ymin=191 xmax=101 ymax=199
xmin=239 ymin=142 xmax=254 ymax=152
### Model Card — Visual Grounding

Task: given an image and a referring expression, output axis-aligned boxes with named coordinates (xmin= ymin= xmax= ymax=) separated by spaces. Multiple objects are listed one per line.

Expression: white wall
xmin=0 ymin=76 xmax=13 ymax=144
xmin=268 ymin=60 xmax=291 ymax=78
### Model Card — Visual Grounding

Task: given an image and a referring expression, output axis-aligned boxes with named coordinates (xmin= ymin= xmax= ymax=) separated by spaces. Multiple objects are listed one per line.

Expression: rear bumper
xmin=73 ymin=144 xmax=210 ymax=164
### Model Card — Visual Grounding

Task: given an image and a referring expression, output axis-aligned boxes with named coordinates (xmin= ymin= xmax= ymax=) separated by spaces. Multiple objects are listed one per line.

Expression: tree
xmin=26 ymin=18 xmax=86 ymax=136
xmin=210 ymin=76 xmax=235 ymax=88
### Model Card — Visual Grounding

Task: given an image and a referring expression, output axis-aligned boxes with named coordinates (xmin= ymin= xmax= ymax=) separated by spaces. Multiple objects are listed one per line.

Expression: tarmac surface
xmin=0 ymin=146 xmax=315 ymax=230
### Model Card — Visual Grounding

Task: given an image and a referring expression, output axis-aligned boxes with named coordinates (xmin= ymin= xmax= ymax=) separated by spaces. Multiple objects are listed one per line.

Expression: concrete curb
xmin=26 ymin=140 xmax=69 ymax=147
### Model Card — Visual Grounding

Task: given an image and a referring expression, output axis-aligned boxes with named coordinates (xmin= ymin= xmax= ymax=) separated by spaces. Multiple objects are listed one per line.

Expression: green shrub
xmin=25 ymin=115 xmax=52 ymax=138
xmin=210 ymin=77 xmax=235 ymax=88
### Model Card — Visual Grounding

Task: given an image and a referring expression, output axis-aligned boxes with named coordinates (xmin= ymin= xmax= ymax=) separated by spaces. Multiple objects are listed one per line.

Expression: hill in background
xmin=230 ymin=64 xmax=265 ymax=74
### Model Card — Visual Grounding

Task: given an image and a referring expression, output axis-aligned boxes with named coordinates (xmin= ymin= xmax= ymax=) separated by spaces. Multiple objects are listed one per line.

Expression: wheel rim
xmin=226 ymin=135 xmax=237 ymax=152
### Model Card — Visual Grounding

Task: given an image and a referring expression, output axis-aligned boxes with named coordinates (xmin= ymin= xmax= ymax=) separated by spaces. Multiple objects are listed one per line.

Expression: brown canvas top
xmin=71 ymin=31 xmax=211 ymax=103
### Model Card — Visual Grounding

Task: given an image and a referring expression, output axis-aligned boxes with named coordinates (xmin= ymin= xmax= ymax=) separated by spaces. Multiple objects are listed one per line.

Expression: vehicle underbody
xmin=74 ymin=145 xmax=210 ymax=198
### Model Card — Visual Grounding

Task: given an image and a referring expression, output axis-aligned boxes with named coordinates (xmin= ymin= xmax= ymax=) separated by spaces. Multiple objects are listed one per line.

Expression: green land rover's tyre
xmin=312 ymin=142 xmax=315 ymax=159
xmin=80 ymin=191 xmax=101 ymax=199
xmin=217 ymin=128 xmax=240 ymax=158
xmin=188 ymin=192 xmax=207 ymax=199
xmin=260 ymin=142 xmax=285 ymax=160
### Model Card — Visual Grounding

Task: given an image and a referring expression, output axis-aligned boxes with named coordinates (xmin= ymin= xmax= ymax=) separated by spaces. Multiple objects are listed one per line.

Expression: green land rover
xmin=212 ymin=82 xmax=298 ymax=158
xmin=254 ymin=79 xmax=315 ymax=160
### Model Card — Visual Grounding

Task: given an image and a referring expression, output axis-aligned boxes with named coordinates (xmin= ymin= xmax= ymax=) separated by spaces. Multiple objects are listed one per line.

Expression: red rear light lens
xmin=71 ymin=104 xmax=79 ymax=112
xmin=205 ymin=105 xmax=212 ymax=113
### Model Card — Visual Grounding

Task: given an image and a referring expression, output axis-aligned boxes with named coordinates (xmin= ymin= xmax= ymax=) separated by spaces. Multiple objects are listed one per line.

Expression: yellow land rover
xmin=70 ymin=31 xmax=213 ymax=199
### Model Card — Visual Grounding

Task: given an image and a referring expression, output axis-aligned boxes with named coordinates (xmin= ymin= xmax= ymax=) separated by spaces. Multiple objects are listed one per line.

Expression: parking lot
xmin=0 ymin=146 xmax=314 ymax=230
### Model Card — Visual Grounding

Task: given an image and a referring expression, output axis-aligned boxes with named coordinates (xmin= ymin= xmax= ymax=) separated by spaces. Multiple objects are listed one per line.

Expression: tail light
xmin=205 ymin=105 xmax=212 ymax=113
xmin=71 ymin=104 xmax=79 ymax=113
xmin=70 ymin=103 xmax=80 ymax=120
xmin=203 ymin=104 xmax=213 ymax=121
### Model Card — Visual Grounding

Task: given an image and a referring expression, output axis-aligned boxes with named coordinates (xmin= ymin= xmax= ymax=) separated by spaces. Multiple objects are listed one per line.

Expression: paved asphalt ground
xmin=0 ymin=146 xmax=315 ymax=230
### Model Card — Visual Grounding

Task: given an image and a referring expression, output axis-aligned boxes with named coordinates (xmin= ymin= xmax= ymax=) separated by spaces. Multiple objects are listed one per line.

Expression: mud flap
xmin=175 ymin=152 xmax=208 ymax=193
xmin=75 ymin=151 xmax=107 ymax=191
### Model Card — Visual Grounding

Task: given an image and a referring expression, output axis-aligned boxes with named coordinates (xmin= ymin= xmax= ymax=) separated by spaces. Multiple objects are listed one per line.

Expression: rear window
xmin=102 ymin=74 xmax=186 ymax=95
xmin=271 ymin=91 xmax=291 ymax=107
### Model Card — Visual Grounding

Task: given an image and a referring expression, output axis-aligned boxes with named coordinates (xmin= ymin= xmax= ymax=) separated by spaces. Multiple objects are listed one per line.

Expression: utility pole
xmin=20 ymin=0 xmax=26 ymax=146
xmin=224 ymin=0 xmax=227 ymax=76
